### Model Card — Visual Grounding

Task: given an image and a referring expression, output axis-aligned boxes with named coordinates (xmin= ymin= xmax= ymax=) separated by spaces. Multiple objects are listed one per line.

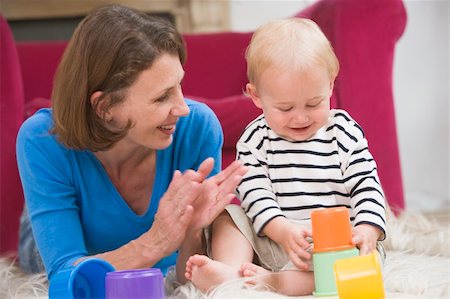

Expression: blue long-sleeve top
xmin=16 ymin=99 xmax=223 ymax=280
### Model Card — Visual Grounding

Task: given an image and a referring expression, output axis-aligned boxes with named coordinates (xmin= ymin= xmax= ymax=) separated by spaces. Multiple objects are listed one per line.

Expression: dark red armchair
xmin=0 ymin=0 xmax=406 ymax=255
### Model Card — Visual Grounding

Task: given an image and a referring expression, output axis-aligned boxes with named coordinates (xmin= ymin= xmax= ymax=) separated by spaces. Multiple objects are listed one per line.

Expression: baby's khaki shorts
xmin=205 ymin=204 xmax=386 ymax=272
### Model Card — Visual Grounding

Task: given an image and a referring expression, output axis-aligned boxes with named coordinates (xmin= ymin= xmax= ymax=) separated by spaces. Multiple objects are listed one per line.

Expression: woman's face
xmin=109 ymin=54 xmax=189 ymax=150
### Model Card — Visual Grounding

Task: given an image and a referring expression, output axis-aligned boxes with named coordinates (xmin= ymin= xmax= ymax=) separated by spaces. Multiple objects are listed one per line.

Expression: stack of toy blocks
xmin=311 ymin=207 xmax=385 ymax=298
xmin=311 ymin=207 xmax=359 ymax=297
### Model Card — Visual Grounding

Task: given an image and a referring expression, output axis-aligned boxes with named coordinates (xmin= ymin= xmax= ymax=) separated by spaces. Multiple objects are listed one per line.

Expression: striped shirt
xmin=236 ymin=109 xmax=386 ymax=239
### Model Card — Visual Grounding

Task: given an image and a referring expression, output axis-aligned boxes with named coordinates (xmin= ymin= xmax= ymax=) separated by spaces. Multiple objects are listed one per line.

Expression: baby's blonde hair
xmin=246 ymin=18 xmax=339 ymax=85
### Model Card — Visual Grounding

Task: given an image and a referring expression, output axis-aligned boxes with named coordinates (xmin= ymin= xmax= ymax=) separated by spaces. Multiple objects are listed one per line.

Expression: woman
xmin=16 ymin=4 xmax=247 ymax=283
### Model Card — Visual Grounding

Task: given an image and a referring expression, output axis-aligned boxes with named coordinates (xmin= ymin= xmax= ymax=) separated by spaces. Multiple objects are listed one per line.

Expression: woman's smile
xmin=158 ymin=124 xmax=176 ymax=135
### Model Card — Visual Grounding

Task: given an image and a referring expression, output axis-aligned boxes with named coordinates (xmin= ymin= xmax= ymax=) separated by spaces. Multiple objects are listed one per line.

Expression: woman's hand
xmin=99 ymin=169 xmax=204 ymax=270
xmin=135 ymin=158 xmax=247 ymax=257
xmin=188 ymin=158 xmax=248 ymax=232
xmin=138 ymin=169 xmax=203 ymax=258
xmin=352 ymin=224 xmax=382 ymax=255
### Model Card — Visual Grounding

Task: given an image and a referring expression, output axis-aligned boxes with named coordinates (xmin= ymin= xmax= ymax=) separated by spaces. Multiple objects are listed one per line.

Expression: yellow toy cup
xmin=311 ymin=207 xmax=354 ymax=253
xmin=333 ymin=251 xmax=385 ymax=299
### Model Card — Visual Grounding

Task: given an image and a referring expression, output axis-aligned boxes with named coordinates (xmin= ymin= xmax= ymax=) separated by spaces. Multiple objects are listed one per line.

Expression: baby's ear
xmin=246 ymin=83 xmax=263 ymax=109
xmin=329 ymin=80 xmax=335 ymax=96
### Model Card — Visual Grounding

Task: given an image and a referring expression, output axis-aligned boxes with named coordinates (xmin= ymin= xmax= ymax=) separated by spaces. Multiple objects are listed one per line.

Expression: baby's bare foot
xmin=185 ymin=254 xmax=240 ymax=293
xmin=239 ymin=262 xmax=276 ymax=290
xmin=241 ymin=262 xmax=315 ymax=296
xmin=240 ymin=262 xmax=270 ymax=277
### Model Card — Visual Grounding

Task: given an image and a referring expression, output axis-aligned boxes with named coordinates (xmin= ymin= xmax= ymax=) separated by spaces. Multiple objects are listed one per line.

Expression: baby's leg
xmin=185 ymin=211 xmax=254 ymax=293
xmin=211 ymin=210 xmax=254 ymax=266
xmin=241 ymin=263 xmax=315 ymax=296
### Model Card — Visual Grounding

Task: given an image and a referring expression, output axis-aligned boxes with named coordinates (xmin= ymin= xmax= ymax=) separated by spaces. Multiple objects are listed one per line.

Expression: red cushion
xmin=25 ymin=97 xmax=52 ymax=118
xmin=0 ymin=15 xmax=25 ymax=254
xmin=182 ymin=32 xmax=253 ymax=98
xmin=17 ymin=41 xmax=67 ymax=104
xmin=188 ymin=94 xmax=261 ymax=150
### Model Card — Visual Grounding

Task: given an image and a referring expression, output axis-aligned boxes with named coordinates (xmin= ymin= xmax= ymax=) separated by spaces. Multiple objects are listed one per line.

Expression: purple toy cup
xmin=105 ymin=268 xmax=164 ymax=299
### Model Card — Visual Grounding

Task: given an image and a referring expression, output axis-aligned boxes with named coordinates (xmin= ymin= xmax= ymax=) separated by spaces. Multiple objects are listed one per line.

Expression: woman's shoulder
xmin=17 ymin=108 xmax=68 ymax=153
xmin=184 ymin=98 xmax=215 ymax=118
xmin=18 ymin=108 xmax=54 ymax=139
xmin=181 ymin=98 xmax=221 ymax=129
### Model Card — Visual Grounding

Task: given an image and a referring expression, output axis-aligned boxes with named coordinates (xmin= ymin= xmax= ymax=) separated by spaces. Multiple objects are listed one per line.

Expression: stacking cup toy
xmin=334 ymin=251 xmax=385 ymax=299
xmin=312 ymin=248 xmax=359 ymax=296
xmin=49 ymin=258 xmax=115 ymax=299
xmin=311 ymin=207 xmax=359 ymax=297
xmin=105 ymin=268 xmax=165 ymax=299
xmin=311 ymin=207 xmax=354 ymax=253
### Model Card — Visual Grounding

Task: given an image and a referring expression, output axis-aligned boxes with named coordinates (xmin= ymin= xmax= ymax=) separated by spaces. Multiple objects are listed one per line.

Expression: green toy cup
xmin=312 ymin=248 xmax=359 ymax=297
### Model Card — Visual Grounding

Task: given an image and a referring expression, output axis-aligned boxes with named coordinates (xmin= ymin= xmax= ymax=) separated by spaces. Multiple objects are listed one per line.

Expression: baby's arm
xmin=352 ymin=224 xmax=382 ymax=255
xmin=337 ymin=112 xmax=387 ymax=246
xmin=263 ymin=217 xmax=312 ymax=270
xmin=236 ymin=119 xmax=311 ymax=269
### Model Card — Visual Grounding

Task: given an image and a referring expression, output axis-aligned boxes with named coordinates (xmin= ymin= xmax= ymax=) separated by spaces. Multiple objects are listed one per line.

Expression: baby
xmin=185 ymin=18 xmax=387 ymax=296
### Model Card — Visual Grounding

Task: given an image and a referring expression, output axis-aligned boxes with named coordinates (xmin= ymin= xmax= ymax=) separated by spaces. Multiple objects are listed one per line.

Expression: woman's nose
xmin=171 ymin=87 xmax=190 ymax=116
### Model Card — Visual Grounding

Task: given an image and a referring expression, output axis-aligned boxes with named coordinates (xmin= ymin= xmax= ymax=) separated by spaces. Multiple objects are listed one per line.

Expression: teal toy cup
xmin=312 ymin=247 xmax=359 ymax=297
xmin=49 ymin=258 xmax=115 ymax=299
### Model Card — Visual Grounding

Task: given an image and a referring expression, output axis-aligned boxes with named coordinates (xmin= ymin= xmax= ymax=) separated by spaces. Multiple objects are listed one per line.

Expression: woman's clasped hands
xmin=145 ymin=158 xmax=248 ymax=256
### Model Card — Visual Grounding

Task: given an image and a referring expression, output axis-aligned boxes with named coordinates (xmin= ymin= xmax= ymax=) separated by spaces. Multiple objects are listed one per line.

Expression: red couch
xmin=0 ymin=0 xmax=407 ymax=255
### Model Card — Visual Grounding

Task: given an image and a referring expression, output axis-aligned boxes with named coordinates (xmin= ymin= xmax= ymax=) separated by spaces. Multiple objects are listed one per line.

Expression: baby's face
xmin=249 ymin=66 xmax=333 ymax=142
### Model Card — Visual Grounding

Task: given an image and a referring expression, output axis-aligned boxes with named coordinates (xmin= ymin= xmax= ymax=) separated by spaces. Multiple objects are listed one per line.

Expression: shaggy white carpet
xmin=1 ymin=211 xmax=449 ymax=299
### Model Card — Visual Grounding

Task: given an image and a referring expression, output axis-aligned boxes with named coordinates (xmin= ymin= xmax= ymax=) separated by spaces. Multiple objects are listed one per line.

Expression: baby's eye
xmin=278 ymin=107 xmax=293 ymax=112
xmin=306 ymin=99 xmax=323 ymax=108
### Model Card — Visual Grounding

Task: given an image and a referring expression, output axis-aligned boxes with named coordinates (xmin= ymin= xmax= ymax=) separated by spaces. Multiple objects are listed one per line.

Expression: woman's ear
xmin=90 ymin=91 xmax=112 ymax=121
xmin=246 ymin=83 xmax=263 ymax=109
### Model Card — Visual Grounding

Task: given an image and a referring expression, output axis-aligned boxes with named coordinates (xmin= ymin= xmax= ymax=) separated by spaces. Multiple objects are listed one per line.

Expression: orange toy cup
xmin=311 ymin=207 xmax=354 ymax=253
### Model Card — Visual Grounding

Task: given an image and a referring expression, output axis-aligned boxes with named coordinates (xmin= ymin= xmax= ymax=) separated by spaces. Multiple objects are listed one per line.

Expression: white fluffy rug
xmin=1 ymin=211 xmax=449 ymax=299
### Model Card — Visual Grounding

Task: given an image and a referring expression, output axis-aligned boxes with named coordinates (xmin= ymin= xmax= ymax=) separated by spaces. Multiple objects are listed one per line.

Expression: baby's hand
xmin=280 ymin=223 xmax=312 ymax=270
xmin=351 ymin=224 xmax=382 ymax=255
xmin=263 ymin=218 xmax=312 ymax=270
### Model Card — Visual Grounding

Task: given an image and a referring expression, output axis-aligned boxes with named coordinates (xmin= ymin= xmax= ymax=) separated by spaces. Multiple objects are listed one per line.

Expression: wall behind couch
xmin=229 ymin=0 xmax=449 ymax=213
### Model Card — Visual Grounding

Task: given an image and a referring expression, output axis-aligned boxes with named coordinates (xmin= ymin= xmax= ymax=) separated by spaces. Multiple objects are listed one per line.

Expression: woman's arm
xmin=93 ymin=169 xmax=204 ymax=270
xmin=17 ymin=112 xmax=203 ymax=278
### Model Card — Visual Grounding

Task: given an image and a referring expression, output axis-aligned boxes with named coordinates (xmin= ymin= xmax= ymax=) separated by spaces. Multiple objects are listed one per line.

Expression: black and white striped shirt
xmin=236 ymin=109 xmax=386 ymax=239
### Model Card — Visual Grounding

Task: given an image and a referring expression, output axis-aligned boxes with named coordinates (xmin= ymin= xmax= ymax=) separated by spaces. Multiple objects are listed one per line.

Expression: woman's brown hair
xmin=51 ymin=4 xmax=186 ymax=151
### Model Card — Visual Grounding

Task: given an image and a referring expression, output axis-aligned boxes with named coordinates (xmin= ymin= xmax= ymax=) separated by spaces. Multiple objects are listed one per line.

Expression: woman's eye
xmin=156 ymin=93 xmax=170 ymax=102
